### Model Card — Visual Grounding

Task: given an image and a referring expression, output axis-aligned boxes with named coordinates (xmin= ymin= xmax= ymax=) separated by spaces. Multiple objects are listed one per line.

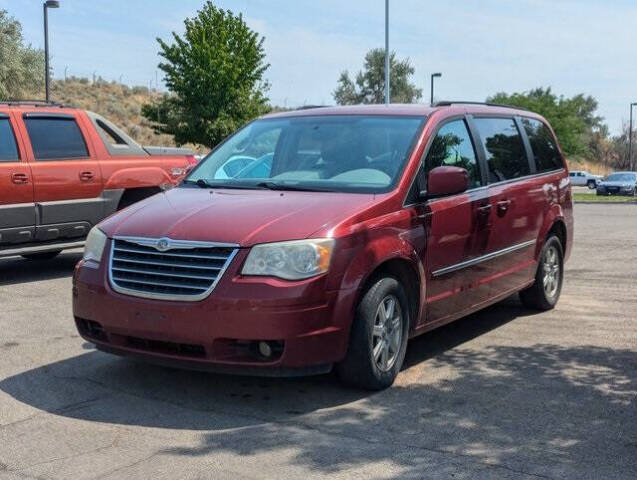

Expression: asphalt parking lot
xmin=1 ymin=203 xmax=635 ymax=480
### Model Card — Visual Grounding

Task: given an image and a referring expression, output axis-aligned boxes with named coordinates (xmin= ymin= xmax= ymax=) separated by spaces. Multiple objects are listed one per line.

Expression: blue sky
xmin=3 ymin=0 xmax=636 ymax=133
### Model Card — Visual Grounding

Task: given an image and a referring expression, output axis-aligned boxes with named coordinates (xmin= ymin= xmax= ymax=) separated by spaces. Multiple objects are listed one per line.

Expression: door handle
xmin=79 ymin=171 xmax=94 ymax=181
xmin=11 ymin=173 xmax=29 ymax=185
xmin=497 ymin=199 xmax=512 ymax=213
xmin=477 ymin=204 xmax=492 ymax=215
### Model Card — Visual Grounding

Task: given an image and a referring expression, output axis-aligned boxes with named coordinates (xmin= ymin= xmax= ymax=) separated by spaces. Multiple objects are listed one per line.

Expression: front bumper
xmin=72 ymin=250 xmax=357 ymax=375
xmin=596 ymin=186 xmax=634 ymax=195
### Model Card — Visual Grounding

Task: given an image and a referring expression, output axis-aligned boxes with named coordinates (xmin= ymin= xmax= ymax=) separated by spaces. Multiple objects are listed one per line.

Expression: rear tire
xmin=21 ymin=250 xmax=62 ymax=261
xmin=336 ymin=276 xmax=410 ymax=390
xmin=519 ymin=235 xmax=563 ymax=311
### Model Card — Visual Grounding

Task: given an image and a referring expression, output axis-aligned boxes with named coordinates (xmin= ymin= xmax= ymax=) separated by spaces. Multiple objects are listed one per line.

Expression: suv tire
xmin=587 ymin=180 xmax=597 ymax=189
xmin=519 ymin=235 xmax=564 ymax=311
xmin=336 ymin=276 xmax=410 ymax=390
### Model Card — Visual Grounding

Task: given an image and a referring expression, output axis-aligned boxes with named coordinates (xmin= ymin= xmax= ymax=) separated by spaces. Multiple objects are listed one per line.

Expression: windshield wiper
xmin=255 ymin=181 xmax=333 ymax=192
xmin=183 ymin=179 xmax=264 ymax=190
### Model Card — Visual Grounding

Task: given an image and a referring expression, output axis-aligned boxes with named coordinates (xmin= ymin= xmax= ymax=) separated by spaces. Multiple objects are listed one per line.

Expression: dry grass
xmin=566 ymin=158 xmax=613 ymax=176
xmin=49 ymin=78 xmax=206 ymax=153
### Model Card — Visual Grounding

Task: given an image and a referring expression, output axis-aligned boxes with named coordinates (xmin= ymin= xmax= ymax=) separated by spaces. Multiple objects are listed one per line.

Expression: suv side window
xmin=24 ymin=117 xmax=89 ymax=160
xmin=0 ymin=117 xmax=19 ymax=161
xmin=474 ymin=117 xmax=530 ymax=182
xmin=521 ymin=118 xmax=563 ymax=172
xmin=424 ymin=119 xmax=481 ymax=189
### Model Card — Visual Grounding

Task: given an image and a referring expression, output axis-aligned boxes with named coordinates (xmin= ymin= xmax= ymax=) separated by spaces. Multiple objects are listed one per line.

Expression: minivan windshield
xmin=184 ymin=115 xmax=424 ymax=193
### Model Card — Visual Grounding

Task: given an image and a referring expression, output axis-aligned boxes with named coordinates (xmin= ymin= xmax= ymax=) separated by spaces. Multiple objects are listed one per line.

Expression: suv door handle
xmin=11 ymin=173 xmax=29 ymax=185
xmin=79 ymin=171 xmax=94 ymax=181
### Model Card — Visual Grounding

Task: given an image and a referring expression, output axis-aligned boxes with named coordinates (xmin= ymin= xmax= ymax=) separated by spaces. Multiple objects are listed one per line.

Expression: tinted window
xmin=522 ymin=118 xmax=563 ymax=172
xmin=0 ymin=118 xmax=19 ymax=161
xmin=25 ymin=117 xmax=88 ymax=160
xmin=474 ymin=117 xmax=530 ymax=182
xmin=424 ymin=119 xmax=481 ymax=188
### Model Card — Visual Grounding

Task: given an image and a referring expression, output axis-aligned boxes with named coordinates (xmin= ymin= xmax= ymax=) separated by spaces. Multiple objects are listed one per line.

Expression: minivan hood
xmin=99 ymin=187 xmax=376 ymax=246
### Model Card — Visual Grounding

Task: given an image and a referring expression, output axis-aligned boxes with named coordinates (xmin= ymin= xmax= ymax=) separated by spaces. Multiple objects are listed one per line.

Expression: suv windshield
xmin=185 ymin=115 xmax=424 ymax=193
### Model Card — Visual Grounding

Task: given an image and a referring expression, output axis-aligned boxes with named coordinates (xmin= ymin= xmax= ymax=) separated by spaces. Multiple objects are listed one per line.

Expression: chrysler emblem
xmin=156 ymin=238 xmax=171 ymax=252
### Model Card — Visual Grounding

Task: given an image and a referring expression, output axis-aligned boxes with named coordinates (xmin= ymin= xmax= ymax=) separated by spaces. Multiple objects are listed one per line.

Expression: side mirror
xmin=421 ymin=166 xmax=469 ymax=198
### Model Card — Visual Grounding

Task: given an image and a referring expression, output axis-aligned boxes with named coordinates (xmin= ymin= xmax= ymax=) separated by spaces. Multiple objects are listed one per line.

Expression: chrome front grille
xmin=109 ymin=237 xmax=238 ymax=301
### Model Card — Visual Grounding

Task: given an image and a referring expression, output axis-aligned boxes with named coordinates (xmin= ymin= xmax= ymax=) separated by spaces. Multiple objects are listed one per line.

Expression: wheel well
xmin=547 ymin=220 xmax=567 ymax=249
xmin=117 ymin=187 xmax=162 ymax=210
xmin=359 ymin=258 xmax=421 ymax=331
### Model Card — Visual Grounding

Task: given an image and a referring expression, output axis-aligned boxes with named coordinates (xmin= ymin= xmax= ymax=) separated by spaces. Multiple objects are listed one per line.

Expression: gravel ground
xmin=0 ymin=203 xmax=635 ymax=480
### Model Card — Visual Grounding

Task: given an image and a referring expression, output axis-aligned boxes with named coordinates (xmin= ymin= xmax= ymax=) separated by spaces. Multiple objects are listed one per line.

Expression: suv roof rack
xmin=0 ymin=100 xmax=72 ymax=108
xmin=433 ymin=101 xmax=531 ymax=112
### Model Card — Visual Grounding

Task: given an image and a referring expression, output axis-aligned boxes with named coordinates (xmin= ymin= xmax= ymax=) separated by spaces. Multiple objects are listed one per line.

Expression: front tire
xmin=587 ymin=180 xmax=597 ymax=189
xmin=336 ymin=276 xmax=410 ymax=390
xmin=519 ymin=235 xmax=564 ymax=310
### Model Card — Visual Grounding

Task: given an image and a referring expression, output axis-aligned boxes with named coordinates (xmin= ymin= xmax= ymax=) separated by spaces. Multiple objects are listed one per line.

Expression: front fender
xmin=104 ymin=167 xmax=173 ymax=190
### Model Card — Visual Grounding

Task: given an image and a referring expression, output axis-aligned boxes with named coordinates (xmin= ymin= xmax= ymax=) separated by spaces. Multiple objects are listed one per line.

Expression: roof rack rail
xmin=295 ymin=105 xmax=330 ymax=110
xmin=433 ymin=101 xmax=531 ymax=112
xmin=0 ymin=100 xmax=72 ymax=108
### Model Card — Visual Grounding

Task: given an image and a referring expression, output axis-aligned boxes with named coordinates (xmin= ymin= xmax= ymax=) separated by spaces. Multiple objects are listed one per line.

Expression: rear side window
xmin=0 ymin=118 xmax=19 ymax=161
xmin=424 ymin=119 xmax=481 ymax=188
xmin=474 ymin=117 xmax=530 ymax=182
xmin=521 ymin=118 xmax=563 ymax=172
xmin=25 ymin=117 xmax=89 ymax=160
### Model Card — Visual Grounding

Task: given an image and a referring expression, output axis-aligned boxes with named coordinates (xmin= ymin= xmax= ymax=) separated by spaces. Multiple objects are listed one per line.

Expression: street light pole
xmin=43 ymin=1 xmax=60 ymax=103
xmin=384 ymin=0 xmax=390 ymax=105
xmin=630 ymin=102 xmax=637 ymax=171
xmin=430 ymin=72 xmax=442 ymax=106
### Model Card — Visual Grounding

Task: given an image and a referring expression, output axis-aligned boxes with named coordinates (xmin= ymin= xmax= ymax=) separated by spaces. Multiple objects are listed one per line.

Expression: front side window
xmin=522 ymin=118 xmax=563 ymax=172
xmin=0 ymin=118 xmax=19 ymax=161
xmin=474 ymin=117 xmax=530 ymax=182
xmin=25 ymin=117 xmax=89 ymax=160
xmin=187 ymin=115 xmax=424 ymax=193
xmin=423 ymin=119 xmax=481 ymax=189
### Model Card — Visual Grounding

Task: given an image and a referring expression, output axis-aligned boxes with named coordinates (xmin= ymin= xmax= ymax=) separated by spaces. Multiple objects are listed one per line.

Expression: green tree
xmin=0 ymin=9 xmax=45 ymax=100
xmin=333 ymin=48 xmax=422 ymax=105
xmin=487 ymin=87 xmax=605 ymax=158
xmin=142 ymin=2 xmax=270 ymax=148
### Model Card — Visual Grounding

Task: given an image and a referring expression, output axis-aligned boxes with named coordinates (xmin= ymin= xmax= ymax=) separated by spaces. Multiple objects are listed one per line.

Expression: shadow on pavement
xmin=0 ymin=250 xmax=82 ymax=286
xmin=1 ymin=298 xmax=635 ymax=478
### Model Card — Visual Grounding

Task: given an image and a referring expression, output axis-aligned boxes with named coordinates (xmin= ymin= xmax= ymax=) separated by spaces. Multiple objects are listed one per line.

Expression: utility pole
xmin=384 ymin=0 xmax=390 ymax=105
xmin=43 ymin=1 xmax=60 ymax=102
xmin=630 ymin=102 xmax=637 ymax=171
xmin=430 ymin=72 xmax=442 ymax=105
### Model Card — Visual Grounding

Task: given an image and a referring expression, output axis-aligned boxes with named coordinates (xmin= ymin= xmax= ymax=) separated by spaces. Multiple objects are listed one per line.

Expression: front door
xmin=0 ymin=113 xmax=35 ymax=246
xmin=411 ymin=118 xmax=492 ymax=326
xmin=18 ymin=112 xmax=103 ymax=241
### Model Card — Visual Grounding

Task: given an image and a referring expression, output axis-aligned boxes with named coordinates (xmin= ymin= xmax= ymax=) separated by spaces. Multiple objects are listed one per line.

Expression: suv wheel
xmin=336 ymin=276 xmax=409 ymax=390
xmin=21 ymin=250 xmax=62 ymax=261
xmin=519 ymin=236 xmax=564 ymax=310
xmin=587 ymin=180 xmax=597 ymax=189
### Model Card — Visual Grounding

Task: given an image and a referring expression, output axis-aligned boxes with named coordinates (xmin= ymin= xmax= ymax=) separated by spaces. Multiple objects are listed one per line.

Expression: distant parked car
xmin=596 ymin=172 xmax=637 ymax=196
xmin=569 ymin=170 xmax=602 ymax=188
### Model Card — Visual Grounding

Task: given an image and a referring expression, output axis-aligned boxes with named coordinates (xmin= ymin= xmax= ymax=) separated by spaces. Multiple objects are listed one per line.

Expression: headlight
xmin=83 ymin=227 xmax=107 ymax=264
xmin=242 ymin=239 xmax=335 ymax=280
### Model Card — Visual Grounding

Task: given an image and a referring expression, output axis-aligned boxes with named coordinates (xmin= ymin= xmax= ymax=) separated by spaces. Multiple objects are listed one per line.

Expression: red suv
xmin=73 ymin=103 xmax=573 ymax=390
xmin=0 ymin=102 xmax=194 ymax=260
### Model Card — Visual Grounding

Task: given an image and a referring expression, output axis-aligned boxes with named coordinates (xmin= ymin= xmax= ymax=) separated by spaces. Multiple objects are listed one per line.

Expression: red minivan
xmin=73 ymin=103 xmax=573 ymax=390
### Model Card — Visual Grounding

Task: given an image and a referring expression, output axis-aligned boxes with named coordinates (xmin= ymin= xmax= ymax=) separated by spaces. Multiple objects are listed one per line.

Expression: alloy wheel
xmin=371 ymin=295 xmax=403 ymax=372
xmin=542 ymin=245 xmax=560 ymax=299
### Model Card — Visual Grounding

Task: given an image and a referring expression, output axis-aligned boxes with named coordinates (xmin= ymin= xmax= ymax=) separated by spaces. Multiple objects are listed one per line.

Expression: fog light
xmin=258 ymin=341 xmax=272 ymax=358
